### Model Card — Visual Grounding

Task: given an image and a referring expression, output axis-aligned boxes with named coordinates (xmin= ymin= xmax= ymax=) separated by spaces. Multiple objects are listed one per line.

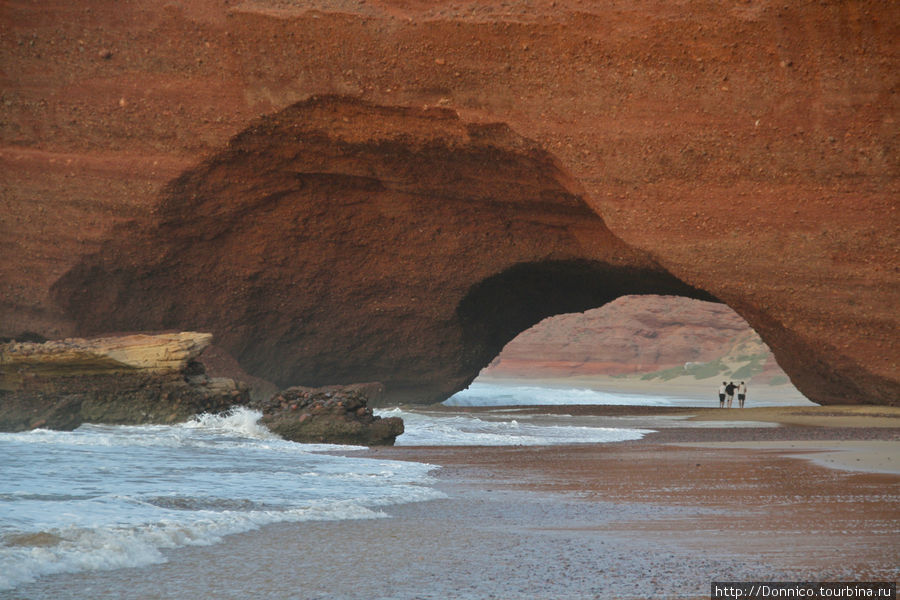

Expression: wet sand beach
xmin=360 ymin=408 xmax=900 ymax=586
xmin=10 ymin=406 xmax=899 ymax=600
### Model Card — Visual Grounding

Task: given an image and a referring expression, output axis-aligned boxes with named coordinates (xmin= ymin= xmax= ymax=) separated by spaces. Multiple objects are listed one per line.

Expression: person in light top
xmin=718 ymin=381 xmax=727 ymax=408
xmin=737 ymin=381 xmax=748 ymax=408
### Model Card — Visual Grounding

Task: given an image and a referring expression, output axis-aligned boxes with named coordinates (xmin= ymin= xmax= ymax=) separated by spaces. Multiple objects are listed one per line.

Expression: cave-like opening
xmin=448 ymin=260 xmax=713 ymax=402
xmin=450 ymin=294 xmax=810 ymax=408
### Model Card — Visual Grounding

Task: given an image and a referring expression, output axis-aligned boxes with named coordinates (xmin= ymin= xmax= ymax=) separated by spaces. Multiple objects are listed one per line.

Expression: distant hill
xmin=482 ymin=295 xmax=791 ymax=386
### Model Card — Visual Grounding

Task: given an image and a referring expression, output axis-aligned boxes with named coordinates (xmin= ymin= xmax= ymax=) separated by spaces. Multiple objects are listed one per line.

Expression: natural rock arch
xmin=52 ymin=97 xmax=895 ymax=406
xmin=454 ymin=261 xmax=716 ymax=394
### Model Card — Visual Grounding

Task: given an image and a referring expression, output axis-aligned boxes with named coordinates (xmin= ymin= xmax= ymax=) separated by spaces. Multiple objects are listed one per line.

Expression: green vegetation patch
xmin=689 ymin=359 xmax=729 ymax=380
xmin=640 ymin=366 xmax=685 ymax=381
xmin=640 ymin=359 xmax=729 ymax=381
xmin=730 ymin=355 xmax=766 ymax=380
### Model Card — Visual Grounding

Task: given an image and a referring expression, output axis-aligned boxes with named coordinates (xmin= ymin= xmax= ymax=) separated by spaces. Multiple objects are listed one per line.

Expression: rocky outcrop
xmin=0 ymin=331 xmax=403 ymax=445
xmin=252 ymin=384 xmax=403 ymax=446
xmin=2 ymin=2 xmax=897 ymax=406
xmin=0 ymin=332 xmax=249 ymax=431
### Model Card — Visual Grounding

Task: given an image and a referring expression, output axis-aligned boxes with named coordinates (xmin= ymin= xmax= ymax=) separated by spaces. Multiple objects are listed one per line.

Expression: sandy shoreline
xmin=357 ymin=411 xmax=900 ymax=594
xmin=667 ymin=440 xmax=900 ymax=475
xmin=360 ymin=405 xmax=900 ymax=592
xmin=10 ymin=405 xmax=899 ymax=600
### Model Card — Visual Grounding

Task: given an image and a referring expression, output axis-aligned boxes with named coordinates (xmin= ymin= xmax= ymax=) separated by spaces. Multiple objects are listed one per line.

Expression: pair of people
xmin=718 ymin=380 xmax=747 ymax=408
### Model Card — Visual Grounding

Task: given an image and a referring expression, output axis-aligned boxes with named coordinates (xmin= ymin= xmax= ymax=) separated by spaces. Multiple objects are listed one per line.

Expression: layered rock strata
xmin=252 ymin=384 xmax=403 ymax=446
xmin=51 ymin=96 xmax=702 ymax=405
xmin=484 ymin=296 xmax=789 ymax=382
xmin=1 ymin=332 xmax=214 ymax=379
xmin=2 ymin=1 xmax=897 ymax=405
xmin=0 ymin=332 xmax=249 ymax=431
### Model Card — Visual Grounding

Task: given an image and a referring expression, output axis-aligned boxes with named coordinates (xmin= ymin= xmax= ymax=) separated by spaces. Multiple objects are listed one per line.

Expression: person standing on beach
xmin=718 ymin=382 xmax=727 ymax=408
xmin=725 ymin=381 xmax=737 ymax=408
xmin=737 ymin=381 xmax=747 ymax=408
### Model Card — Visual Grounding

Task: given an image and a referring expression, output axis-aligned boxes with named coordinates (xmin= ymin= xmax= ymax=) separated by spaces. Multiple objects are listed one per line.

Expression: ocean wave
xmin=0 ymin=414 xmax=445 ymax=591
xmin=444 ymin=382 xmax=678 ymax=407
xmin=179 ymin=407 xmax=275 ymax=439
xmin=377 ymin=408 xmax=650 ymax=446
xmin=0 ymin=500 xmax=390 ymax=591
xmin=0 ymin=407 xmax=356 ymax=454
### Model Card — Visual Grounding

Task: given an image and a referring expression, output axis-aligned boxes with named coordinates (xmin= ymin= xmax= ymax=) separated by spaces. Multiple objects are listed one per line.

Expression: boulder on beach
xmin=252 ymin=383 xmax=403 ymax=446
xmin=0 ymin=332 xmax=250 ymax=431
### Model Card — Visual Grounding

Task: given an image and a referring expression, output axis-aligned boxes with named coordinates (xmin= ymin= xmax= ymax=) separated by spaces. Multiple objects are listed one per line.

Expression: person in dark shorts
xmin=718 ymin=381 xmax=727 ymax=408
xmin=725 ymin=381 xmax=737 ymax=408
xmin=737 ymin=381 xmax=747 ymax=408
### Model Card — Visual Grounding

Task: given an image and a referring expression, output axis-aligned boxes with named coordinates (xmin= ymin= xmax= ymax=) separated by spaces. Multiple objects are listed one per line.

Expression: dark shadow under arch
xmin=446 ymin=260 xmax=715 ymax=403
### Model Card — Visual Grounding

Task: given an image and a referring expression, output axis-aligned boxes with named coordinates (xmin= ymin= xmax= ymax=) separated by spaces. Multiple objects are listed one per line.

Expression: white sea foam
xmin=378 ymin=408 xmax=650 ymax=446
xmin=0 ymin=413 xmax=443 ymax=591
xmin=181 ymin=407 xmax=278 ymax=439
xmin=0 ymin=500 xmax=390 ymax=590
xmin=444 ymin=381 xmax=679 ymax=407
xmin=443 ymin=380 xmax=814 ymax=408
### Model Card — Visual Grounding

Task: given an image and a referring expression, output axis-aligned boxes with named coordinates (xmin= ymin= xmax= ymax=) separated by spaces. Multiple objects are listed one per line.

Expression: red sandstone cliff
xmin=2 ymin=1 xmax=897 ymax=405
xmin=48 ymin=95 xmax=698 ymax=403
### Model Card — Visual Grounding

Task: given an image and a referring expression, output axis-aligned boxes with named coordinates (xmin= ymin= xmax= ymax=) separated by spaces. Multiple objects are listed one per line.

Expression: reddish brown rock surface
xmin=49 ymin=95 xmax=699 ymax=404
xmin=2 ymin=1 xmax=897 ymax=406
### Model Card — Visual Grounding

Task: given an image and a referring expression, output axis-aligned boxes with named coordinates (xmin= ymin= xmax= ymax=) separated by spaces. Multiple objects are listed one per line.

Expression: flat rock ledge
xmin=0 ymin=332 xmax=249 ymax=431
xmin=2 ymin=332 xmax=214 ymax=374
xmin=252 ymin=383 xmax=404 ymax=446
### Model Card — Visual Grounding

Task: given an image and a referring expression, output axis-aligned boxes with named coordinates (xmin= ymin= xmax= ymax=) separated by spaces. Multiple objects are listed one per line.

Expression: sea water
xmin=6 ymin=380 xmax=789 ymax=592
xmin=0 ymin=408 xmax=443 ymax=591
xmin=375 ymin=380 xmax=810 ymax=445
xmin=444 ymin=381 xmax=678 ymax=407
xmin=379 ymin=408 xmax=651 ymax=446
xmin=443 ymin=380 xmax=814 ymax=408
xmin=1 ymin=402 xmax=652 ymax=592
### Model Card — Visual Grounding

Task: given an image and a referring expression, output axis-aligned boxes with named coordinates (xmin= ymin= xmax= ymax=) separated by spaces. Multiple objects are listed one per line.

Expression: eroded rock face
xmin=252 ymin=384 xmax=403 ymax=446
xmin=0 ymin=333 xmax=249 ymax=431
xmin=2 ymin=2 xmax=897 ymax=405
xmin=51 ymin=96 xmax=702 ymax=404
